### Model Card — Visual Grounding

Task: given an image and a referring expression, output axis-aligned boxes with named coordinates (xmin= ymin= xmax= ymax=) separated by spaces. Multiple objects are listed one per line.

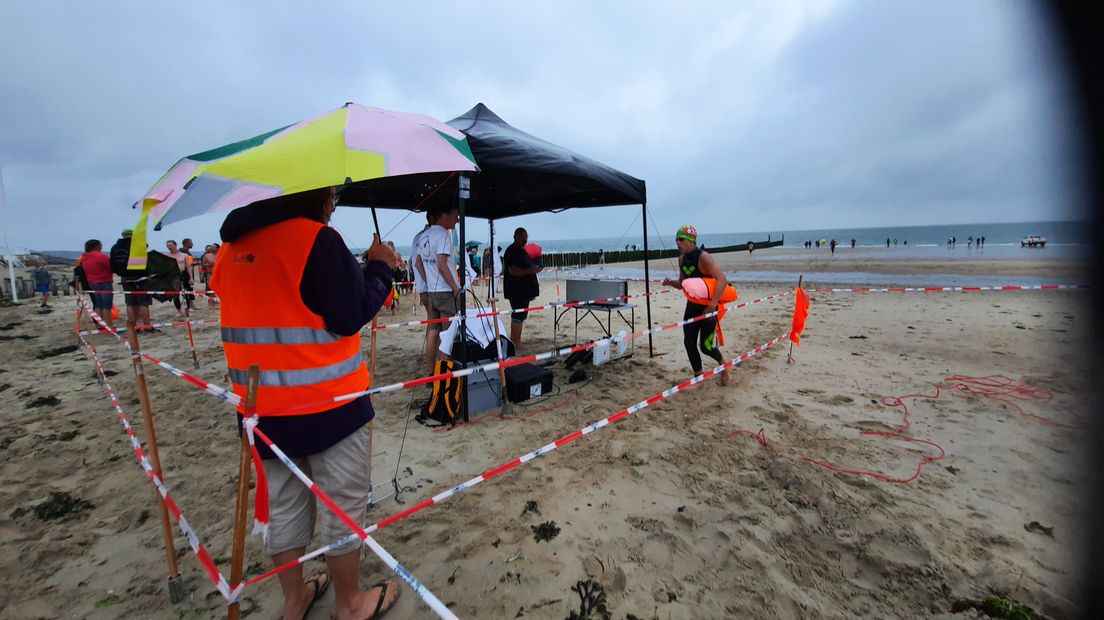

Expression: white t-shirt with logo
xmin=411 ymin=226 xmax=430 ymax=294
xmin=416 ymin=225 xmax=457 ymax=293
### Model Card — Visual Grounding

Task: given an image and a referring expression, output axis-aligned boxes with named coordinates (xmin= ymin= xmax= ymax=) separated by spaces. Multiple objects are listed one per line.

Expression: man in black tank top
xmin=662 ymin=225 xmax=729 ymax=384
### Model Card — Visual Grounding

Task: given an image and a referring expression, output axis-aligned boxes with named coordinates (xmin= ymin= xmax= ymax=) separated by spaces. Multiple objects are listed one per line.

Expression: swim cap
xmin=676 ymin=225 xmax=697 ymax=243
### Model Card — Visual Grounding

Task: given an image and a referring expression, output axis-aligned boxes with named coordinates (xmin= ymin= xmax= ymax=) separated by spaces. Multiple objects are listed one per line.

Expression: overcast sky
xmin=0 ymin=0 xmax=1084 ymax=252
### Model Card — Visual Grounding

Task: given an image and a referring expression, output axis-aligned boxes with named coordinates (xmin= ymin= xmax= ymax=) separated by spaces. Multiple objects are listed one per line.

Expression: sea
xmin=534 ymin=220 xmax=1092 ymax=256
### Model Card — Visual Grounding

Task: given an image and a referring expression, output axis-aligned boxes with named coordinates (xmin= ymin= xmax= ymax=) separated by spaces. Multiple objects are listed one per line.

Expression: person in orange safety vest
xmin=212 ymin=186 xmax=401 ymax=620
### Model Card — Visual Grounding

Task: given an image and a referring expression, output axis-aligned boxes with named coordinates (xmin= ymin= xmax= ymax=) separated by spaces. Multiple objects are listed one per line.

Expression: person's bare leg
xmin=510 ymin=321 xmax=523 ymax=350
xmin=126 ymin=304 xmax=139 ymax=326
xmin=271 ymin=547 xmax=320 ymax=620
xmin=427 ymin=329 xmax=441 ymax=370
xmin=139 ymin=305 xmax=152 ymax=328
xmin=326 ymin=550 xmax=400 ymax=620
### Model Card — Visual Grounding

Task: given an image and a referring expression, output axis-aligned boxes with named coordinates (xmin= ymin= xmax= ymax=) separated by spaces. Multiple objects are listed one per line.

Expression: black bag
xmin=415 ymin=359 xmax=464 ymax=427
xmin=450 ymin=335 xmax=515 ymax=364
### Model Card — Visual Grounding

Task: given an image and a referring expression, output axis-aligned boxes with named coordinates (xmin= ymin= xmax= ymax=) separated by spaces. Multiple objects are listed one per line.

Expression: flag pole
xmin=127 ymin=321 xmax=185 ymax=603
xmin=787 ymin=275 xmax=803 ymax=365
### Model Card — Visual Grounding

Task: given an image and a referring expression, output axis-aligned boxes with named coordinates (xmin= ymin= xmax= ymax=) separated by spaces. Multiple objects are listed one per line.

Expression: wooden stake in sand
xmin=227 ymin=365 xmax=260 ymax=620
xmin=126 ymin=321 xmax=185 ymax=603
xmin=184 ymin=305 xmax=200 ymax=369
xmin=787 ymin=274 xmax=804 ymax=365
xmin=490 ymin=300 xmax=511 ymax=413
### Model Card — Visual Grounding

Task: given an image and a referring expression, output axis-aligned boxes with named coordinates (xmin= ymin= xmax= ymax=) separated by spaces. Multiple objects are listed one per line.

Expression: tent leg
xmin=642 ymin=203 xmax=654 ymax=357
xmin=458 ymin=174 xmax=469 ymax=423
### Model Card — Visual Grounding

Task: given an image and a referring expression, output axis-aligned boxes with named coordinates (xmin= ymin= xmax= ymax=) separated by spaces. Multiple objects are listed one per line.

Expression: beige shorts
xmin=426 ymin=291 xmax=458 ymax=331
xmin=264 ymin=424 xmax=372 ymax=557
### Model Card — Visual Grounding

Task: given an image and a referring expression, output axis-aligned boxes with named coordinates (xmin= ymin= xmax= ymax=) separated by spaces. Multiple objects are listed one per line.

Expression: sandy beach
xmin=0 ymin=250 xmax=1092 ymax=619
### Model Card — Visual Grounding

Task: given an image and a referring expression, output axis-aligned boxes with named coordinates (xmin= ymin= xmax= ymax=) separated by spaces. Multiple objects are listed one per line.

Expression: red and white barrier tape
xmin=247 ymin=331 xmax=791 ymax=580
xmin=241 ymin=419 xmax=456 ymax=619
xmin=77 ymin=330 xmax=234 ymax=600
xmin=367 ymin=288 xmax=678 ymax=332
xmin=262 ymin=290 xmax=793 ymax=416
xmin=78 ymin=317 xmax=219 ymax=336
xmin=809 ymin=284 xmax=1087 ymax=293
xmin=79 ymin=299 xmax=238 ymax=404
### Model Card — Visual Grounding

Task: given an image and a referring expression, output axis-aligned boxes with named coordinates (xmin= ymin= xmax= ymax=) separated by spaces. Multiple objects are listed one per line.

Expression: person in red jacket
xmin=78 ymin=239 xmax=114 ymax=325
xmin=213 ymin=187 xmax=401 ymax=620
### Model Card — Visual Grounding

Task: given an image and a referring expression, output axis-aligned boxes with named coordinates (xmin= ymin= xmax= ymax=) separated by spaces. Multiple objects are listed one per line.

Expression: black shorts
xmin=508 ymin=297 xmax=535 ymax=323
xmin=121 ymin=279 xmax=151 ymax=307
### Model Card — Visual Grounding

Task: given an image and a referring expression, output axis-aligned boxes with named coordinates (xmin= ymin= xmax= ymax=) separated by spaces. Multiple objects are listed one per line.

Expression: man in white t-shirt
xmin=410 ymin=212 xmax=435 ymax=315
xmin=415 ymin=204 xmax=461 ymax=370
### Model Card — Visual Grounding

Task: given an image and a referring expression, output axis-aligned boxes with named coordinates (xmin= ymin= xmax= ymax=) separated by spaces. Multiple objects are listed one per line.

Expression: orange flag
xmin=789 ymin=286 xmax=810 ymax=345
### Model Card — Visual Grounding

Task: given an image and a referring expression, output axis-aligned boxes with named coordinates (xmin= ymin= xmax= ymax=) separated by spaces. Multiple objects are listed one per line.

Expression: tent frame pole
xmin=642 ymin=203 xmax=653 ymax=357
xmin=458 ymin=174 xmax=470 ymax=422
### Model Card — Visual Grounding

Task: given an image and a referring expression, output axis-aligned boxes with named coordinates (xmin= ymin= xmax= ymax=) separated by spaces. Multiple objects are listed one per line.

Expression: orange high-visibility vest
xmin=212 ymin=218 xmax=369 ymax=416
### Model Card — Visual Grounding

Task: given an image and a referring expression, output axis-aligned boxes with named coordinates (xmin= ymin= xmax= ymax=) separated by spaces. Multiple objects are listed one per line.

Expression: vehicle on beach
xmin=1021 ymin=235 xmax=1046 ymax=247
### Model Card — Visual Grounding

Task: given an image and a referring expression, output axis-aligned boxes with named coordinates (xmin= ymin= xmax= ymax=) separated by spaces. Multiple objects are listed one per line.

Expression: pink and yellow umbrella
xmin=126 ymin=103 xmax=478 ymax=268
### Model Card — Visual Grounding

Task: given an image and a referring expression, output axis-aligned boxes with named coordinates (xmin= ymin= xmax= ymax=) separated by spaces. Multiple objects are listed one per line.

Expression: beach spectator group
xmin=73 ymin=229 xmax=224 ymax=329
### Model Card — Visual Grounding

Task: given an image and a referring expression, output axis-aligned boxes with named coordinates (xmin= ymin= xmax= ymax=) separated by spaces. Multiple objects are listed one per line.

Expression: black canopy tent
xmin=340 ymin=103 xmax=655 ymax=356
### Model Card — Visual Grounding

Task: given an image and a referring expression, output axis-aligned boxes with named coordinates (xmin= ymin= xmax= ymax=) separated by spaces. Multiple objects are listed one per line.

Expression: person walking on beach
xmin=830 ymin=239 xmax=837 ymax=255
xmin=32 ymin=262 xmax=52 ymax=308
xmin=503 ymin=227 xmax=543 ymax=350
xmin=886 ymin=238 xmax=890 ymax=248
xmin=212 ymin=186 xmax=401 ymax=620
xmin=165 ymin=240 xmax=194 ymax=316
xmin=662 ymin=225 xmax=728 ymax=385
xmin=79 ymin=239 xmax=114 ymax=325
xmin=110 ymin=227 xmax=153 ymax=330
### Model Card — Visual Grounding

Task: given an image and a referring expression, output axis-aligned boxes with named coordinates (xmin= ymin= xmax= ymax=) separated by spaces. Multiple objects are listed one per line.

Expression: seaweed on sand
xmin=566 ymin=579 xmax=610 ymax=620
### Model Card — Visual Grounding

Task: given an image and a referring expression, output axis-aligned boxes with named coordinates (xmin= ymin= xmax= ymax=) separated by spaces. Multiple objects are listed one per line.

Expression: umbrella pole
xmin=642 ymin=203 xmax=654 ymax=357
xmin=127 ymin=321 xmax=185 ymax=603
xmin=368 ymin=206 xmax=382 ymax=383
xmin=227 ymin=366 xmax=260 ymax=620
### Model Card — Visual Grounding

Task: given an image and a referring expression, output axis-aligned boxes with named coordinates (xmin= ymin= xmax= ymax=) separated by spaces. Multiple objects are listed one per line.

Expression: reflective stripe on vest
xmin=228 ymin=351 xmax=364 ymax=387
xmin=221 ymin=326 xmax=342 ymax=345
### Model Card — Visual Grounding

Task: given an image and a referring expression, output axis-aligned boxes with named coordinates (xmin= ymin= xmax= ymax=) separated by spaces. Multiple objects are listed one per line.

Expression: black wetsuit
xmin=679 ymin=247 xmax=724 ymax=373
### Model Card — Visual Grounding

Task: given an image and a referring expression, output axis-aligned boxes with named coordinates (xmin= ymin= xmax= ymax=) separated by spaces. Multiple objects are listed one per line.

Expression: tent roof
xmin=338 ymin=103 xmax=646 ymax=219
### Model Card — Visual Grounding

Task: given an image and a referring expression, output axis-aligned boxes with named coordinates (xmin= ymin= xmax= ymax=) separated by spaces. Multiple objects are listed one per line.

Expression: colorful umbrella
xmin=132 ymin=101 xmax=479 ymax=227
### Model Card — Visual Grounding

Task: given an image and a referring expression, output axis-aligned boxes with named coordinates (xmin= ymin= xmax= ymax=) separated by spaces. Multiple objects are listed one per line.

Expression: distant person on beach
xmin=504 ymin=227 xmax=542 ymax=350
xmin=886 ymin=238 xmax=890 ymax=248
xmin=967 ymin=235 xmax=973 ymax=248
xmin=662 ymin=225 xmax=728 ymax=385
xmin=79 ymin=239 xmax=113 ymax=322
xmin=952 ymin=236 xmax=956 ymax=248
xmin=110 ymin=227 xmax=152 ymax=329
xmin=830 ymin=239 xmax=837 ymax=255
xmin=165 ymin=240 xmax=194 ymax=315
xmin=212 ymin=186 xmax=401 ymax=620
xmin=598 ymin=248 xmax=605 ymax=266
xmin=747 ymin=241 xmax=755 ymax=254
xmin=482 ymin=246 xmax=493 ymax=279
xmin=32 ymin=262 xmax=51 ymax=308
xmin=850 ymin=238 xmax=856 ymax=249
xmin=893 ymin=238 xmax=898 ymax=246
